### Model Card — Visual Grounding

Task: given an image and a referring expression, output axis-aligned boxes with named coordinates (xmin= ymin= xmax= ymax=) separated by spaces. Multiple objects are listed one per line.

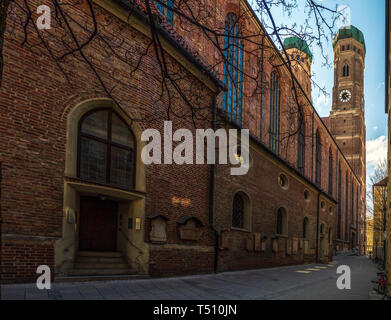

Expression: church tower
xmin=328 ymin=25 xmax=366 ymax=251
xmin=329 ymin=25 xmax=366 ymax=183
xmin=283 ymin=37 xmax=313 ymax=98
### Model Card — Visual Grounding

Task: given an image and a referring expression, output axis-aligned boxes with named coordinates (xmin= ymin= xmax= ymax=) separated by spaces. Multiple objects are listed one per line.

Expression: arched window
xmin=154 ymin=0 xmax=174 ymax=25
xmin=320 ymin=223 xmax=325 ymax=235
xmin=269 ymin=71 xmax=281 ymax=154
xmin=328 ymin=147 xmax=333 ymax=195
xmin=297 ymin=111 xmax=305 ymax=174
xmin=342 ymin=64 xmax=349 ymax=77
xmin=276 ymin=208 xmax=287 ymax=235
xmin=315 ymin=130 xmax=321 ymax=186
xmin=303 ymin=217 xmax=309 ymax=239
xmin=223 ymin=13 xmax=244 ymax=126
xmin=78 ymin=109 xmax=136 ymax=189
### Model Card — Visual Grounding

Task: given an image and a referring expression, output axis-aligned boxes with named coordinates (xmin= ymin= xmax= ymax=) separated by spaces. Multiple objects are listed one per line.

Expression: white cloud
xmin=366 ymin=135 xmax=388 ymax=168
xmin=336 ymin=5 xmax=351 ymax=28
xmin=315 ymin=93 xmax=330 ymax=111
xmin=373 ymin=126 xmax=378 ymax=131
xmin=376 ymin=82 xmax=385 ymax=92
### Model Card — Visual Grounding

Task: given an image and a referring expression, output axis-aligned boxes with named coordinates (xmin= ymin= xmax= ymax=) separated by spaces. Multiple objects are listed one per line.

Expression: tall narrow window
xmin=337 ymin=163 xmax=342 ymax=239
xmin=232 ymin=193 xmax=245 ymax=229
xmin=223 ymin=13 xmax=244 ymax=126
xmin=269 ymin=71 xmax=281 ymax=154
xmin=351 ymin=180 xmax=354 ymax=225
xmin=315 ymin=130 xmax=321 ymax=186
xmin=328 ymin=148 xmax=333 ymax=195
xmin=345 ymin=173 xmax=349 ymax=240
xmin=78 ymin=109 xmax=136 ymax=190
xmin=276 ymin=208 xmax=287 ymax=235
xmin=342 ymin=64 xmax=349 ymax=77
xmin=297 ymin=112 xmax=305 ymax=174
xmin=154 ymin=0 xmax=174 ymax=25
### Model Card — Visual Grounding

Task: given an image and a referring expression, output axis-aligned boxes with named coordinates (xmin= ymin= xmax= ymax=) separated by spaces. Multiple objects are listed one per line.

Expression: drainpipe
xmin=209 ymin=95 xmax=219 ymax=273
xmin=315 ymin=191 xmax=320 ymax=263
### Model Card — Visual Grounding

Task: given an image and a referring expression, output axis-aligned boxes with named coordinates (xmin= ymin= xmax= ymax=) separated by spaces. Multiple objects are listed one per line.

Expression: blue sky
xmin=262 ymin=0 xmax=387 ymax=187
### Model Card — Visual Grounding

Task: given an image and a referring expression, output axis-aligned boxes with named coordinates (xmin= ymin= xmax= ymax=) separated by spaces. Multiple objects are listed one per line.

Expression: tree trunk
xmin=0 ymin=0 xmax=12 ymax=88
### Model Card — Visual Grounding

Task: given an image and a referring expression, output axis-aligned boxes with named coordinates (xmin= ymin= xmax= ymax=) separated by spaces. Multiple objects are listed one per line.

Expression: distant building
xmin=366 ymin=218 xmax=374 ymax=256
xmin=373 ymin=178 xmax=387 ymax=261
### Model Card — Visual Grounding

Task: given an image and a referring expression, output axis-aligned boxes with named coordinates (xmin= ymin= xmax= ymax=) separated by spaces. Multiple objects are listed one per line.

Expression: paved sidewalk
xmin=0 ymin=255 xmax=380 ymax=300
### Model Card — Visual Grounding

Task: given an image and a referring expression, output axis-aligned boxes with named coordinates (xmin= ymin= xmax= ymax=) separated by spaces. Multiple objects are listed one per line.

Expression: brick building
xmin=0 ymin=0 xmax=366 ymax=282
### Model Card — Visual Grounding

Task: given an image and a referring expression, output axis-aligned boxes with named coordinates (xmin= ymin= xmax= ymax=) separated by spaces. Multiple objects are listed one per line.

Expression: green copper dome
xmin=333 ymin=25 xmax=366 ymax=52
xmin=283 ymin=37 xmax=313 ymax=62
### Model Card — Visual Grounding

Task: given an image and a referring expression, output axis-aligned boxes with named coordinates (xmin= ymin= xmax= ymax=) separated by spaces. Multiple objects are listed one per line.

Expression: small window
xmin=321 ymin=201 xmax=326 ymax=210
xmin=358 ymin=49 xmax=361 ymax=54
xmin=341 ymin=45 xmax=345 ymax=51
xmin=346 ymin=45 xmax=350 ymax=50
xmin=276 ymin=208 xmax=287 ymax=236
xmin=320 ymin=224 xmax=325 ymax=235
xmin=304 ymin=190 xmax=310 ymax=201
xmin=278 ymin=174 xmax=288 ymax=189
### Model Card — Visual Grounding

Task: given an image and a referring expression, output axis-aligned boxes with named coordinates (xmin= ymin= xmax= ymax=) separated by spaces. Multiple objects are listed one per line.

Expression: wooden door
xmin=79 ymin=196 xmax=118 ymax=252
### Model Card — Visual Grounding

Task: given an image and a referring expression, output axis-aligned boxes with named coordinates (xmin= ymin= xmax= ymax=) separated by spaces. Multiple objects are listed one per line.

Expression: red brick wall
xmin=0 ymin=0 xmax=216 ymax=281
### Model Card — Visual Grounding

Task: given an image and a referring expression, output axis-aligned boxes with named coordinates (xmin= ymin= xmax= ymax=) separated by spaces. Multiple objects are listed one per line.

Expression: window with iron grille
xmin=269 ymin=71 xmax=281 ymax=154
xmin=223 ymin=13 xmax=244 ymax=126
xmin=232 ymin=193 xmax=245 ymax=229
xmin=315 ymin=130 xmax=321 ymax=186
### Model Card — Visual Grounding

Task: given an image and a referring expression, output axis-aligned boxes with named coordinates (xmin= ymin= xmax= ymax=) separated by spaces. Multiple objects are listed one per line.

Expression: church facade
xmin=0 ymin=0 xmax=366 ymax=283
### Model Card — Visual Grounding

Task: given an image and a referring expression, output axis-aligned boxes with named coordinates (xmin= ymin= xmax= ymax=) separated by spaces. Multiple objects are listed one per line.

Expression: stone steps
xmin=55 ymin=274 xmax=149 ymax=283
xmin=67 ymin=251 xmax=137 ymax=278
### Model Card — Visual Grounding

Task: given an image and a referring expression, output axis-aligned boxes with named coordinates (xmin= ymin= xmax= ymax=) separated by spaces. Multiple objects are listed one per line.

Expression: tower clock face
xmin=339 ymin=90 xmax=352 ymax=103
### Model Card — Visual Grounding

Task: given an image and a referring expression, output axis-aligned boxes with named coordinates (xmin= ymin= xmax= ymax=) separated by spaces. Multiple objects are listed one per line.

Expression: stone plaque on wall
xmin=278 ymin=237 xmax=286 ymax=253
xmin=304 ymin=240 xmax=309 ymax=255
xmin=246 ymin=237 xmax=254 ymax=252
xmin=286 ymin=239 xmax=292 ymax=255
xmin=299 ymin=238 xmax=303 ymax=249
xmin=219 ymin=231 xmax=229 ymax=250
xmin=292 ymin=237 xmax=298 ymax=254
xmin=177 ymin=216 xmax=203 ymax=241
xmin=272 ymin=238 xmax=278 ymax=253
xmin=261 ymin=240 xmax=266 ymax=252
xmin=149 ymin=214 xmax=169 ymax=244
xmin=254 ymin=233 xmax=261 ymax=252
